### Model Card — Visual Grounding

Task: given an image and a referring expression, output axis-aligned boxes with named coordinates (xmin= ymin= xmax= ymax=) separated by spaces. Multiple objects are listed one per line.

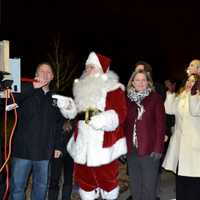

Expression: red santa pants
xmin=74 ymin=160 xmax=119 ymax=192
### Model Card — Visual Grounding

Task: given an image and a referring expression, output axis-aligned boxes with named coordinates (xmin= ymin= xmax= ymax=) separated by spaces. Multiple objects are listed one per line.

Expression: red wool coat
xmin=125 ymin=91 xmax=166 ymax=156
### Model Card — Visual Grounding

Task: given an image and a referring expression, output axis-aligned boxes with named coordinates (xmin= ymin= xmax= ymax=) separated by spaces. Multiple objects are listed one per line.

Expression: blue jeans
xmin=10 ymin=157 xmax=49 ymax=200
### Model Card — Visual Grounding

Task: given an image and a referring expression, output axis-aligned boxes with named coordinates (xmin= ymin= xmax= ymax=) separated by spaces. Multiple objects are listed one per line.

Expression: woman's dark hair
xmin=135 ymin=61 xmax=152 ymax=75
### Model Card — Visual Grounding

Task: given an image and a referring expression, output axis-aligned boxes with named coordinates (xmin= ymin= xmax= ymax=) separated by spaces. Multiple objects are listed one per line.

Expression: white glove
xmin=52 ymin=94 xmax=77 ymax=119
xmin=89 ymin=114 xmax=103 ymax=130
xmin=52 ymin=94 xmax=72 ymax=109
xmin=88 ymin=110 xmax=119 ymax=131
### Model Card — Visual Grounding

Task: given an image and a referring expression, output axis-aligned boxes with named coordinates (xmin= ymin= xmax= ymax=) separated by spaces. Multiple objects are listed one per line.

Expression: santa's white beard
xmin=78 ymin=73 xmax=107 ymax=87
xmin=73 ymin=71 xmax=123 ymax=113
xmin=73 ymin=74 xmax=108 ymax=112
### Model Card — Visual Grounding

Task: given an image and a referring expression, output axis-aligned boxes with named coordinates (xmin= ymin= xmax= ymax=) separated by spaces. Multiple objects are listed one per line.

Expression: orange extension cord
xmin=0 ymin=89 xmax=18 ymax=200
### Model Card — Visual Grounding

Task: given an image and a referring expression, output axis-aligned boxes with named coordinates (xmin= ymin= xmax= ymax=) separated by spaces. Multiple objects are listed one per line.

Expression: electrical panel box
xmin=10 ymin=58 xmax=21 ymax=93
xmin=0 ymin=40 xmax=21 ymax=98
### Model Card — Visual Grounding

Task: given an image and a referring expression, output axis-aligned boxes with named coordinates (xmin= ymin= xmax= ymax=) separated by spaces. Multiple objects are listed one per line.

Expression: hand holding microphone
xmin=21 ymin=77 xmax=48 ymax=89
xmin=32 ymin=77 xmax=48 ymax=89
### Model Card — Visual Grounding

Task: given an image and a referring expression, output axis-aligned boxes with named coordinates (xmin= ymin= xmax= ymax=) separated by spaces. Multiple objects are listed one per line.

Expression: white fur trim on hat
xmin=85 ymin=52 xmax=103 ymax=73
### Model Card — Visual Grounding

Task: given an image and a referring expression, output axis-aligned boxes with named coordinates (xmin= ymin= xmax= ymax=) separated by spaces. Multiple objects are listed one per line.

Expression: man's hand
xmin=54 ymin=150 xmax=62 ymax=158
xmin=33 ymin=77 xmax=48 ymax=89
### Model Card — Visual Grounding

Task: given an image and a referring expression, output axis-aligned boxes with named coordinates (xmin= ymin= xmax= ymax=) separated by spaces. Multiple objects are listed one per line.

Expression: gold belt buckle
xmin=85 ymin=109 xmax=90 ymax=124
xmin=85 ymin=108 xmax=100 ymax=124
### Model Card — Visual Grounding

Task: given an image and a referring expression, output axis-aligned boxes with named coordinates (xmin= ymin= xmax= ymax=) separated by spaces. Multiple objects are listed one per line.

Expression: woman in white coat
xmin=162 ymin=74 xmax=200 ymax=200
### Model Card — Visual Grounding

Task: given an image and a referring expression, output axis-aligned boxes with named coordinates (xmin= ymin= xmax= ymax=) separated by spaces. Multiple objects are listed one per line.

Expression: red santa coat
xmin=67 ymin=72 xmax=127 ymax=167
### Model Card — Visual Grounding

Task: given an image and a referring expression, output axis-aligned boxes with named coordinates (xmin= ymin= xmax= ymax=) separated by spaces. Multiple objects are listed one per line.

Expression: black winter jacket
xmin=12 ymin=84 xmax=64 ymax=160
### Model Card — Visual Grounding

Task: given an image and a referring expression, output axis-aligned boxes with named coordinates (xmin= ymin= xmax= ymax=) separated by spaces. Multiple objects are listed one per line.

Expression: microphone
xmin=21 ymin=77 xmax=38 ymax=83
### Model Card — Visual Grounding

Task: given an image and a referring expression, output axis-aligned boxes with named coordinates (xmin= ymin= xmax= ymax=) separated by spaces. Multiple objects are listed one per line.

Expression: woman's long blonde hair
xmin=127 ymin=70 xmax=155 ymax=91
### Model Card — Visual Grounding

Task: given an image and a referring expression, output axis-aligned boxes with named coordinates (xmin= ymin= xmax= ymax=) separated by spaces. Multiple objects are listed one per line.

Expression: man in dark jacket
xmin=10 ymin=62 xmax=64 ymax=200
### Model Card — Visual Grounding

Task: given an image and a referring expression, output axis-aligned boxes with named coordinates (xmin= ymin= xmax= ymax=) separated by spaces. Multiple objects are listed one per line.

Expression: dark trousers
xmin=48 ymin=152 xmax=74 ymax=200
xmin=127 ymin=149 xmax=160 ymax=200
xmin=176 ymin=175 xmax=200 ymax=200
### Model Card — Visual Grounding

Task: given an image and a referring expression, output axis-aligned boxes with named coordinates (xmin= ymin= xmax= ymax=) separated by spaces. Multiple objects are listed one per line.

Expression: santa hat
xmin=85 ymin=52 xmax=111 ymax=73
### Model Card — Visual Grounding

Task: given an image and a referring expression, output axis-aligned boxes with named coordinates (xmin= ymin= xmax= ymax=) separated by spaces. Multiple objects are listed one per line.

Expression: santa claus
xmin=56 ymin=52 xmax=127 ymax=200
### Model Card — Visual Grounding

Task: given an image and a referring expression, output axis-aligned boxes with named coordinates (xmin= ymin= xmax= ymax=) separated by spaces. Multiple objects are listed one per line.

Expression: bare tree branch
xmin=47 ymin=33 xmax=79 ymax=92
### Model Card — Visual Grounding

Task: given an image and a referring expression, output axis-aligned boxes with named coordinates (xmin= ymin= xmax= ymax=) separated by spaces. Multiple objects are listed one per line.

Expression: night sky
xmin=1 ymin=0 xmax=200 ymax=85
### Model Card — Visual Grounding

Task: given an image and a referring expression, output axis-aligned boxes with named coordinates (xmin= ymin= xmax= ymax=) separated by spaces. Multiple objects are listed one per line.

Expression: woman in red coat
xmin=125 ymin=70 xmax=165 ymax=200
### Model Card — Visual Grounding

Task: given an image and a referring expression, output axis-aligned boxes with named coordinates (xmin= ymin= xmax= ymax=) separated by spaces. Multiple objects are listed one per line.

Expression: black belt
xmin=76 ymin=112 xmax=85 ymax=121
xmin=76 ymin=108 xmax=101 ymax=123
